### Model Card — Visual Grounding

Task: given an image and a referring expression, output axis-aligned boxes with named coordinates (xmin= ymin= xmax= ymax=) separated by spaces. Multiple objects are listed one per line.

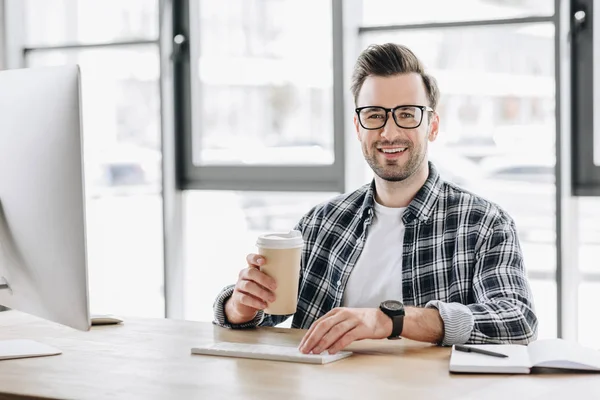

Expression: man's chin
xmin=377 ymin=174 xmax=410 ymax=182
xmin=373 ymin=169 xmax=411 ymax=182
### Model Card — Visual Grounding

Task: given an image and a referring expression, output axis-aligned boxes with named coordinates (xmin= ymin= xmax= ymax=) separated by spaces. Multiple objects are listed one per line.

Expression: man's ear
xmin=354 ymin=114 xmax=361 ymax=141
xmin=428 ymin=113 xmax=440 ymax=142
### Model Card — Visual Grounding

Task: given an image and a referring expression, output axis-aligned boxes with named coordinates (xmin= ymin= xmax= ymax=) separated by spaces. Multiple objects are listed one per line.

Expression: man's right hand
xmin=224 ymin=254 xmax=278 ymax=325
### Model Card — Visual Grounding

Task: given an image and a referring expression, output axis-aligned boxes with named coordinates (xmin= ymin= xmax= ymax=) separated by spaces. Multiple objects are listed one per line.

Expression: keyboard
xmin=191 ymin=342 xmax=353 ymax=365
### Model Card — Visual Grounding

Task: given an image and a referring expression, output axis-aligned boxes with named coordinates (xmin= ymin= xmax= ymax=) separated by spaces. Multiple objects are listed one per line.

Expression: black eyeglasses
xmin=355 ymin=105 xmax=434 ymax=130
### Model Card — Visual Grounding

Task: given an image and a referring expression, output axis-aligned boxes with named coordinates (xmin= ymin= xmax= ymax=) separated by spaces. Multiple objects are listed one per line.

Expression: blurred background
xmin=3 ymin=0 xmax=599 ymax=346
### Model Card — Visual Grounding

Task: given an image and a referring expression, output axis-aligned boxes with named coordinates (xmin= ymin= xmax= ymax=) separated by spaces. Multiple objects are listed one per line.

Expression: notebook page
xmin=528 ymin=339 xmax=600 ymax=371
xmin=449 ymin=344 xmax=531 ymax=374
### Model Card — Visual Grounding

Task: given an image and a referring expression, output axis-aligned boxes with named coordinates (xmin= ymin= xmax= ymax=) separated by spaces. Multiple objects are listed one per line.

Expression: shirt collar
xmin=361 ymin=161 xmax=443 ymax=224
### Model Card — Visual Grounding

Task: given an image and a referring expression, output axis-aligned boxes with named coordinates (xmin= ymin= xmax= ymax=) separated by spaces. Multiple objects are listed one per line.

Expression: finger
xmin=326 ymin=327 xmax=362 ymax=355
xmin=234 ymin=292 xmax=267 ymax=310
xmin=312 ymin=319 xmax=359 ymax=355
xmin=246 ymin=253 xmax=265 ymax=267
xmin=300 ymin=311 xmax=346 ymax=354
xmin=237 ymin=280 xmax=275 ymax=303
xmin=299 ymin=310 xmax=333 ymax=350
xmin=244 ymin=267 xmax=277 ymax=291
xmin=299 ymin=308 xmax=342 ymax=349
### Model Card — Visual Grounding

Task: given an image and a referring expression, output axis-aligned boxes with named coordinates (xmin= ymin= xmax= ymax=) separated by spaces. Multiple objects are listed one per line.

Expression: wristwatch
xmin=379 ymin=300 xmax=405 ymax=340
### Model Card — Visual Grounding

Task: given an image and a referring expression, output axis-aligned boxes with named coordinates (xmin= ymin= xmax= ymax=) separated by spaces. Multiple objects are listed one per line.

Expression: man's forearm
xmin=401 ymin=307 xmax=444 ymax=344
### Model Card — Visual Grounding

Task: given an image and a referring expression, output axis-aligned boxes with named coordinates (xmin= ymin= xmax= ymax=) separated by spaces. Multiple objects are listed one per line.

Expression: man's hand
xmin=225 ymin=254 xmax=278 ymax=325
xmin=298 ymin=307 xmax=392 ymax=355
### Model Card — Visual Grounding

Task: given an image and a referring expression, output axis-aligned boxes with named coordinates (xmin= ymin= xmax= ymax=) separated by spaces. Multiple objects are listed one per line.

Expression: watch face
xmin=382 ymin=300 xmax=403 ymax=311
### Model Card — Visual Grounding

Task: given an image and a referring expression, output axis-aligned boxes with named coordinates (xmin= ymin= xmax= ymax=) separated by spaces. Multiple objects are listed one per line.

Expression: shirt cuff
xmin=213 ymin=285 xmax=265 ymax=329
xmin=425 ymin=300 xmax=474 ymax=346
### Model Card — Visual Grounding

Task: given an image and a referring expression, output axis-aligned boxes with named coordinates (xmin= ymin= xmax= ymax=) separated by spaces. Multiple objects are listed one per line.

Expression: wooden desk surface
xmin=0 ymin=310 xmax=597 ymax=400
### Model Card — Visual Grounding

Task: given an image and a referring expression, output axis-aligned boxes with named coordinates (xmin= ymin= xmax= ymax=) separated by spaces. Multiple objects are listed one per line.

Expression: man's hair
xmin=350 ymin=43 xmax=439 ymax=110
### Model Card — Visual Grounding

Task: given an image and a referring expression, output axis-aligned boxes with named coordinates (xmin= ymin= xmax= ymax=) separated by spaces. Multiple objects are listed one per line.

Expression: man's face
xmin=354 ymin=73 xmax=439 ymax=182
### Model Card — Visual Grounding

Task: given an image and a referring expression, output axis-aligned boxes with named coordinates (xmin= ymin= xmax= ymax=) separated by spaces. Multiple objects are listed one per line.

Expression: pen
xmin=455 ymin=345 xmax=508 ymax=358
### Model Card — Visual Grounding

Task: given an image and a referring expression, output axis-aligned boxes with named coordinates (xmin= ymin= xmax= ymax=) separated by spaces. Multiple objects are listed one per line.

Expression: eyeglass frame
xmin=354 ymin=105 xmax=435 ymax=130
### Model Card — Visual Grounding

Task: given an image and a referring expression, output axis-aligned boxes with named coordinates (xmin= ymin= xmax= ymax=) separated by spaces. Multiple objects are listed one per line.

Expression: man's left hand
xmin=298 ymin=307 xmax=392 ymax=355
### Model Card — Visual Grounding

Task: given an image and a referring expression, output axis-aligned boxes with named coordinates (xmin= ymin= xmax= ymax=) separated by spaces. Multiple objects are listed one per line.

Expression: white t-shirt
xmin=342 ymin=201 xmax=406 ymax=308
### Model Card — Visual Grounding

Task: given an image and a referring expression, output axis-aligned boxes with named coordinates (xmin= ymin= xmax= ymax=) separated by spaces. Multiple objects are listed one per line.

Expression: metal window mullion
xmin=358 ymin=15 xmax=555 ymax=34
xmin=556 ymin=0 xmax=579 ymax=340
xmin=23 ymin=39 xmax=159 ymax=54
xmin=184 ymin=165 xmax=344 ymax=192
xmin=332 ymin=0 xmax=346 ymax=192
xmin=160 ymin=0 xmax=186 ymax=320
xmin=3 ymin=0 xmax=25 ymax=69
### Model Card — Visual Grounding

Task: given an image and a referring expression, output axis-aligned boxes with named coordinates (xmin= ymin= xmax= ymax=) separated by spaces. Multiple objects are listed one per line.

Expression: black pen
xmin=455 ymin=345 xmax=508 ymax=358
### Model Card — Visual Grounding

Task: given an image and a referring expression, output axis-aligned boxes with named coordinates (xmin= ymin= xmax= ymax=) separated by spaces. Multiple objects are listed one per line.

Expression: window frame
xmin=173 ymin=0 xmax=346 ymax=193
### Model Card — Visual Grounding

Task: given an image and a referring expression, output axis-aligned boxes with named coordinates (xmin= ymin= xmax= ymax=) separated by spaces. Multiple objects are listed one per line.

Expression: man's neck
xmin=373 ymin=161 xmax=429 ymax=208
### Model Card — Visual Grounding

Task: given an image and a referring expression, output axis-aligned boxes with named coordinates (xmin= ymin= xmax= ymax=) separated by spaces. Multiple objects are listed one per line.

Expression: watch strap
xmin=388 ymin=314 xmax=404 ymax=339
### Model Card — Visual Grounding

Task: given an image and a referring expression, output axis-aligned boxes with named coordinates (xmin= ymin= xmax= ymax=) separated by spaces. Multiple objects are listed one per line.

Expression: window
xmin=22 ymin=2 xmax=164 ymax=318
xmin=179 ymin=0 xmax=344 ymax=192
xmin=362 ymin=23 xmax=557 ymax=338
xmin=178 ymin=1 xmax=343 ymax=319
xmin=183 ymin=191 xmax=337 ymax=322
xmin=9 ymin=0 xmax=594 ymax=344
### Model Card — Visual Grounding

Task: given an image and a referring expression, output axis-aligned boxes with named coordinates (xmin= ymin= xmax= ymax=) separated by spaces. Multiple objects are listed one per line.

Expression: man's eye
xmin=367 ymin=114 xmax=384 ymax=119
xmin=399 ymin=113 xmax=414 ymax=118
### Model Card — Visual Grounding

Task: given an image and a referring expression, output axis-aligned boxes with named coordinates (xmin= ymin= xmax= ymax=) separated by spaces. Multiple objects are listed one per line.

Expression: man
xmin=213 ymin=43 xmax=538 ymax=355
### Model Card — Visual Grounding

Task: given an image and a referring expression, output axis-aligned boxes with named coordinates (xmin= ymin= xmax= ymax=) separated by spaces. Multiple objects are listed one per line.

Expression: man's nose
xmin=380 ymin=113 xmax=402 ymax=140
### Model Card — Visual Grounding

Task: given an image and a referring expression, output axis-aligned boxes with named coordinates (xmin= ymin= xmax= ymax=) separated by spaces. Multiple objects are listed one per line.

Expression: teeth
xmin=381 ymin=148 xmax=406 ymax=154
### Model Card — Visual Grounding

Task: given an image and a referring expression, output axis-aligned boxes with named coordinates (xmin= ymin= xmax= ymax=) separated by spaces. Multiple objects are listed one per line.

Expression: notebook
xmin=0 ymin=339 xmax=61 ymax=360
xmin=191 ymin=342 xmax=352 ymax=365
xmin=449 ymin=338 xmax=600 ymax=374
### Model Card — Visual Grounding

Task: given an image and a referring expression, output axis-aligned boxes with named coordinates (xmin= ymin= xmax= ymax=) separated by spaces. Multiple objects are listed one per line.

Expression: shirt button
xmin=337 ymin=280 xmax=342 ymax=286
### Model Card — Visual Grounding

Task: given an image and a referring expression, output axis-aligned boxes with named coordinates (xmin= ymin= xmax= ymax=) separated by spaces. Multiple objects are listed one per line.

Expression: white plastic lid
xmin=256 ymin=230 xmax=304 ymax=249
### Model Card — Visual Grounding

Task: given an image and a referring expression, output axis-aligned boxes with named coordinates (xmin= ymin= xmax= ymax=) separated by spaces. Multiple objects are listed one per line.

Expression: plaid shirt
xmin=214 ymin=162 xmax=538 ymax=345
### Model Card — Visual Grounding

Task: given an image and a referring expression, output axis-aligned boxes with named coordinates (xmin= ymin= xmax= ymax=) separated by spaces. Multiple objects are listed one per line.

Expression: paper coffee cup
xmin=256 ymin=230 xmax=303 ymax=315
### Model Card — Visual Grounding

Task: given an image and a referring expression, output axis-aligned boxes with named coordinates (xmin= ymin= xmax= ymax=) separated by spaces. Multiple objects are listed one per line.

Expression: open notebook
xmin=450 ymin=338 xmax=600 ymax=374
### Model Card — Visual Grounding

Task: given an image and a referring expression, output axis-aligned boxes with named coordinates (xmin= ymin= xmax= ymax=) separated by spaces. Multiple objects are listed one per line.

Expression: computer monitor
xmin=0 ymin=65 xmax=90 ymax=335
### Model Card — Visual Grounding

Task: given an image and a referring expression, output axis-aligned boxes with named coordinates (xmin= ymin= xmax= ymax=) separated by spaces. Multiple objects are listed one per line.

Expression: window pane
xmin=578 ymin=198 xmax=600 ymax=347
xmin=27 ymin=47 xmax=164 ymax=318
xmin=362 ymin=24 xmax=556 ymax=338
xmin=191 ymin=0 xmax=334 ymax=166
xmin=184 ymin=191 xmax=337 ymax=322
xmin=530 ymin=280 xmax=556 ymax=340
xmin=23 ymin=0 xmax=158 ymax=46
xmin=578 ymin=198 xmax=600 ymax=274
xmin=579 ymin=281 xmax=600 ymax=348
xmin=361 ymin=0 xmax=553 ymax=26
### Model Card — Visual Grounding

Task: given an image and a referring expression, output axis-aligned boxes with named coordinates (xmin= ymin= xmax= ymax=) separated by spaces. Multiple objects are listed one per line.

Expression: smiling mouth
xmin=378 ymin=147 xmax=407 ymax=154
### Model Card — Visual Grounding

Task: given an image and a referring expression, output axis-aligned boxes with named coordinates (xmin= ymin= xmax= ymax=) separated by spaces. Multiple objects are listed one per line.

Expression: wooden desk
xmin=0 ymin=310 xmax=597 ymax=400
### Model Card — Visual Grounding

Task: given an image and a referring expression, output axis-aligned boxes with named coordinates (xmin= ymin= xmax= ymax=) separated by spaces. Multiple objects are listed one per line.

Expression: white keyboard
xmin=191 ymin=342 xmax=353 ymax=365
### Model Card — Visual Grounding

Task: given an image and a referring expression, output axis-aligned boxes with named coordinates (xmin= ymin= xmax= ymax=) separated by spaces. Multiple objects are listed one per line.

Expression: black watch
xmin=379 ymin=300 xmax=405 ymax=339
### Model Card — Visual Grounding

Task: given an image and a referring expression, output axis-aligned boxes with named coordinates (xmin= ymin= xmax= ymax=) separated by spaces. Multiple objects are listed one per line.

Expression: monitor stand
xmin=0 ymin=204 xmax=62 ymax=361
xmin=0 ymin=280 xmax=62 ymax=360
xmin=0 ymin=276 xmax=9 ymax=292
